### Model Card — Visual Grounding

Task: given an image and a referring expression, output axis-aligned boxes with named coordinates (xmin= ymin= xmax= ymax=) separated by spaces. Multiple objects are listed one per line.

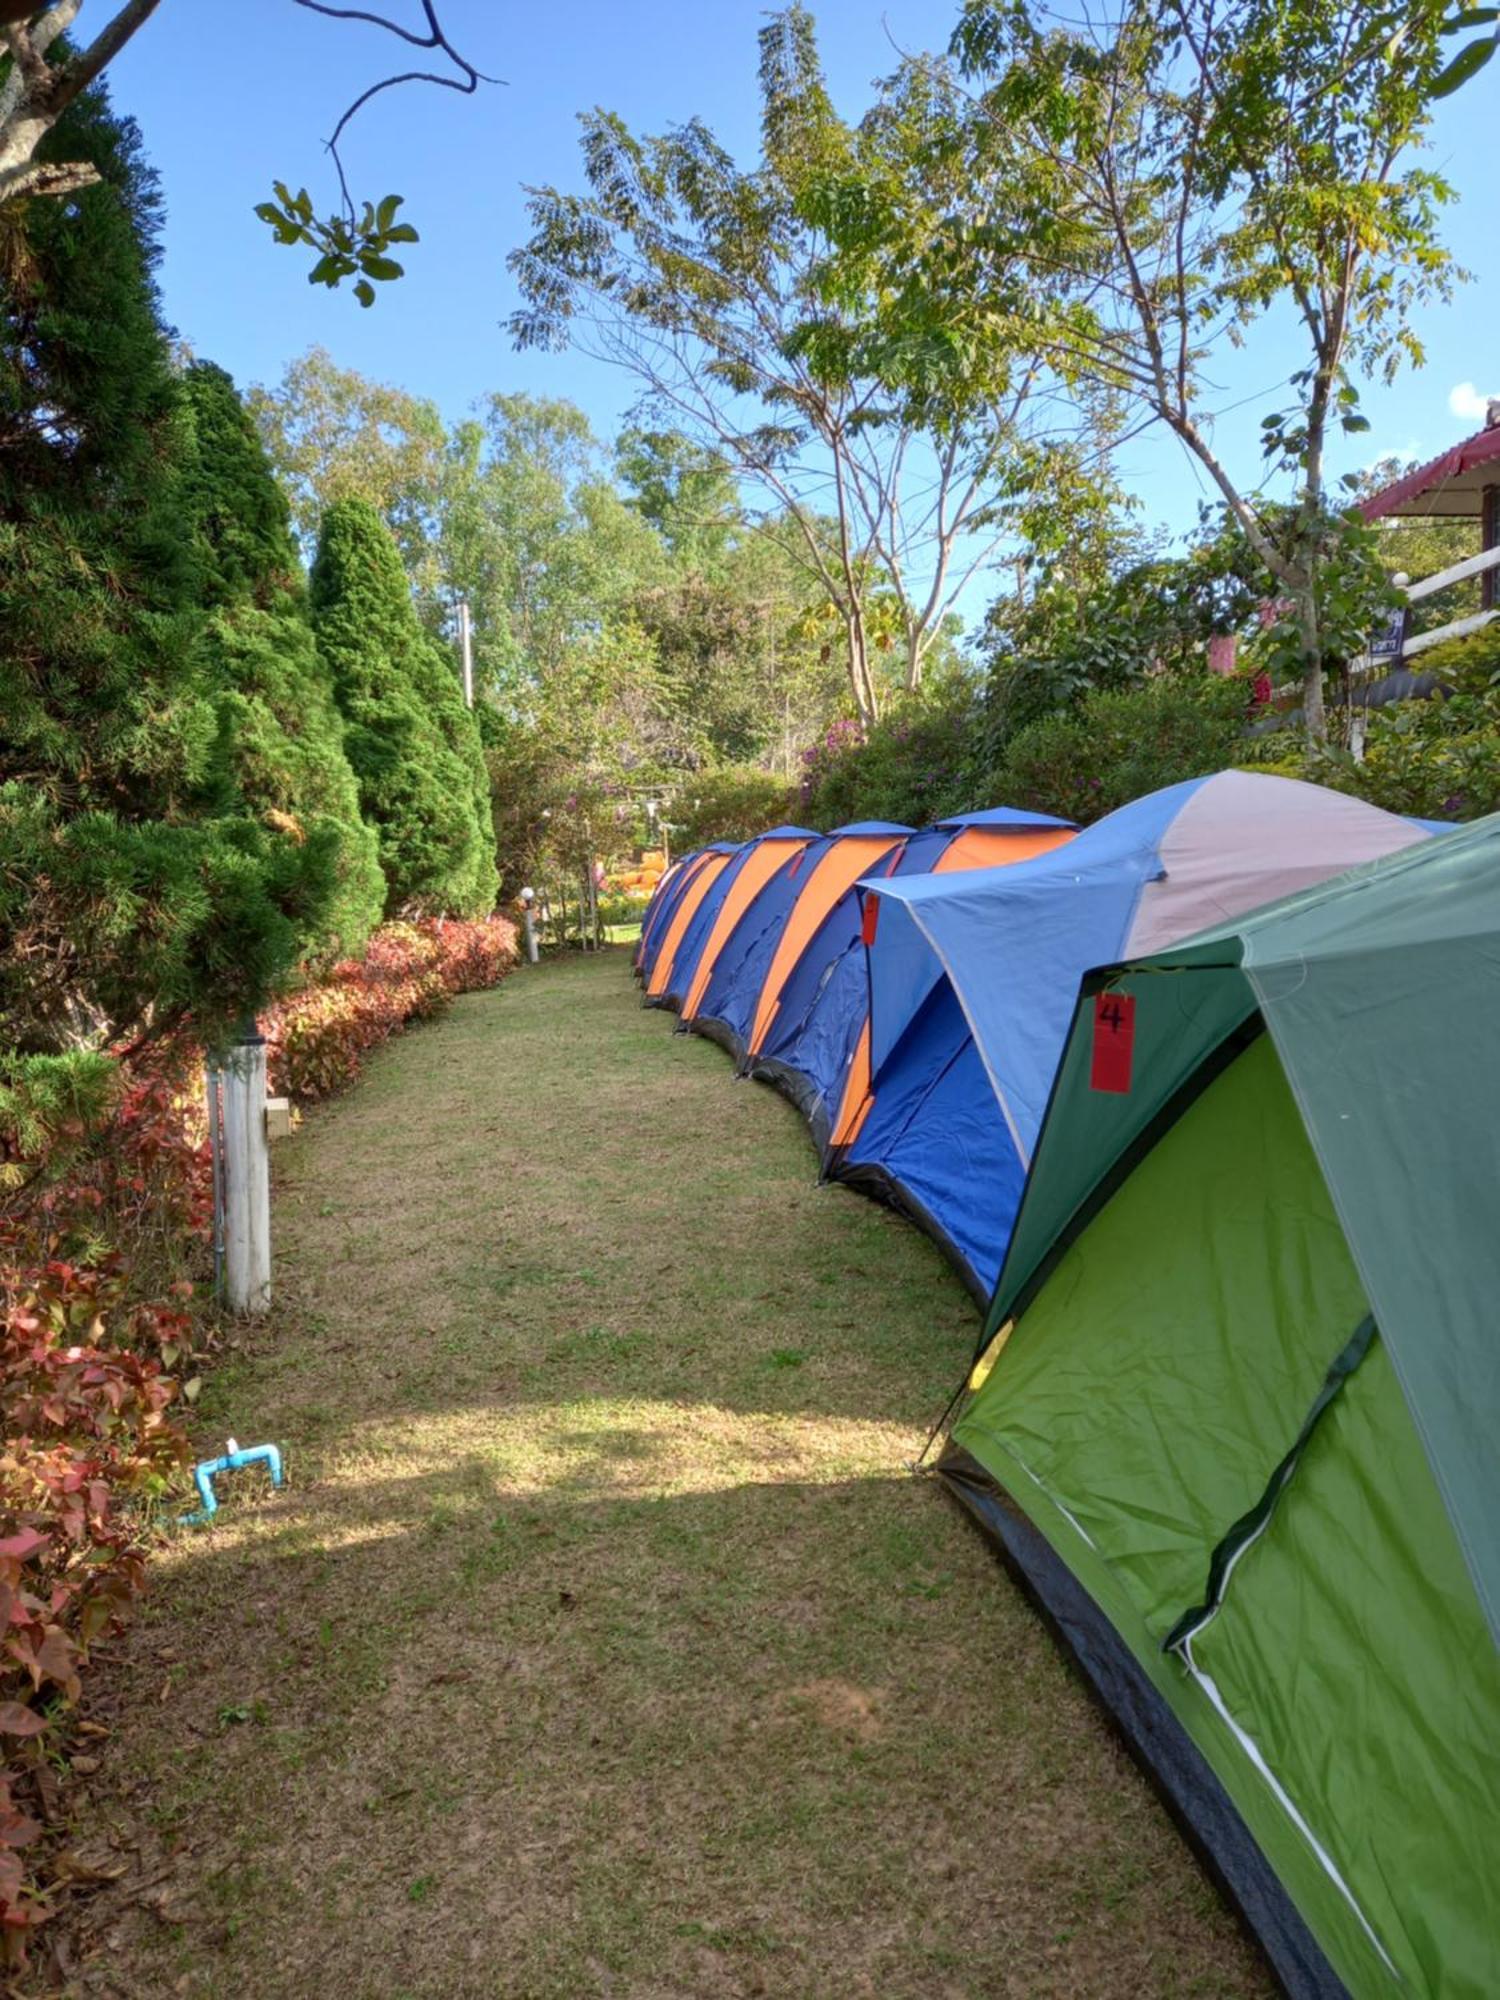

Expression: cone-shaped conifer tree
xmin=311 ymin=498 xmax=495 ymax=917
xmin=181 ymin=361 xmax=386 ymax=957
xmin=0 ymin=84 xmax=332 ymax=1055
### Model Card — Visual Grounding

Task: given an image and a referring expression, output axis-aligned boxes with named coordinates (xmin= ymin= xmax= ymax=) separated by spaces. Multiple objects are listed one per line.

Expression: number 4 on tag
xmin=1090 ymin=990 xmax=1135 ymax=1093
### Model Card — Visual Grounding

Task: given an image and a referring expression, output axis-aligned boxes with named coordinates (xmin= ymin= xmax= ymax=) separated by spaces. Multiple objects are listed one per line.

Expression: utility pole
xmin=457 ymin=598 xmax=474 ymax=709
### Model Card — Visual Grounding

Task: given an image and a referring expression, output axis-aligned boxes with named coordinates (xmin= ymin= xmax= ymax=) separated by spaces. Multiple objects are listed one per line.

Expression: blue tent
xmin=647 ymin=825 xmax=817 ymax=1013
xmin=748 ymin=809 xmax=1072 ymax=1147
xmin=684 ymin=822 xmax=912 ymax=1063
xmin=635 ymin=845 xmax=738 ymax=986
xmin=837 ymin=773 xmax=1435 ymax=1302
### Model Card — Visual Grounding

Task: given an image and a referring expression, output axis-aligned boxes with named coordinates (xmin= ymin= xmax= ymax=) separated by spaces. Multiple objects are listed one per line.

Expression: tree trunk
xmin=1295 ymin=586 xmax=1327 ymax=744
xmin=845 ymin=612 xmax=878 ymax=732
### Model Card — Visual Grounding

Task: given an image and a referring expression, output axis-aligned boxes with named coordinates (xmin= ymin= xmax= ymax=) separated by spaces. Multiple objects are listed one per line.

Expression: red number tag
xmin=1090 ymin=991 xmax=1135 ymax=1093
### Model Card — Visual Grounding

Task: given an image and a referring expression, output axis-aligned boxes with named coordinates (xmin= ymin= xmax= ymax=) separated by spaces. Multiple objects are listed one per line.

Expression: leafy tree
xmin=439 ymin=393 xmax=666 ymax=717
xmin=976 ymin=512 xmax=1267 ymax=756
xmin=0 ymin=81 xmax=324 ymax=1056
xmin=632 ymin=537 xmax=852 ymax=771
xmin=182 ymin=360 xmax=386 ymax=957
xmin=509 ymin=6 xmax=1082 ymax=726
xmin=613 ymin=427 xmax=860 ymax=769
xmin=310 ymin=498 xmax=495 ymax=918
xmin=944 ymin=0 xmax=1464 ymax=740
xmin=251 ymin=362 xmax=861 ymax=781
xmin=671 ymin=766 xmax=798 ymax=848
xmin=249 ymin=347 xmax=448 ymax=585
xmin=615 ymin=428 xmax=741 ymax=575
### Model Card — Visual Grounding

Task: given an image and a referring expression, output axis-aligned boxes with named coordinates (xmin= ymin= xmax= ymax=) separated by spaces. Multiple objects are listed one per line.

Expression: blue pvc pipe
xmin=182 ymin=1442 xmax=283 ymax=1525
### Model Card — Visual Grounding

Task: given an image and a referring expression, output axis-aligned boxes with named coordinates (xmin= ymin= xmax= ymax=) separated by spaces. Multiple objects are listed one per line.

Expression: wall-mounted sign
xmin=1368 ymin=604 xmax=1408 ymax=661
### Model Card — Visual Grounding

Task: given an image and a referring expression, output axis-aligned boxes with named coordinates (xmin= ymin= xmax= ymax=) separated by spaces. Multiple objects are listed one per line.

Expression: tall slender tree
xmin=310 ymin=498 xmax=495 ymax=919
xmin=182 ymin=360 xmax=386 ymax=958
xmin=944 ymin=0 xmax=1462 ymax=738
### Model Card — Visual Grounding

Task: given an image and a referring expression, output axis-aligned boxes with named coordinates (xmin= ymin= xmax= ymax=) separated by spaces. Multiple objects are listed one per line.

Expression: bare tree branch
xmin=0 ymin=0 xmax=494 ymax=243
xmin=291 ymin=0 xmax=501 ymax=223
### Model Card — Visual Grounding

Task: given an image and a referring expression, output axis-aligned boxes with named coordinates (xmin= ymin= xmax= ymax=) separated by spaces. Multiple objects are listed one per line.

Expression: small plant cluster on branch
xmin=255 ymin=184 xmax=418 ymax=309
xmin=0 ymin=1 xmax=495 ymax=302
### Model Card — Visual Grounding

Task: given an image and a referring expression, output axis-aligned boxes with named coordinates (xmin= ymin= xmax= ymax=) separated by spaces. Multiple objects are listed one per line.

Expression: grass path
xmin=60 ymin=953 xmax=1269 ymax=1999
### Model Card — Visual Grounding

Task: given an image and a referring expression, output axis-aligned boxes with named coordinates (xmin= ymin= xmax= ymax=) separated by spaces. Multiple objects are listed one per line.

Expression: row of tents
xmin=632 ymin=773 xmax=1500 ymax=2000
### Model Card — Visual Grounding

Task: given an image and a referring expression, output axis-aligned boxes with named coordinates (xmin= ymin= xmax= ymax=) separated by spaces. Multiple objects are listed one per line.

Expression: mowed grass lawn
xmin=59 ymin=952 xmax=1270 ymax=1999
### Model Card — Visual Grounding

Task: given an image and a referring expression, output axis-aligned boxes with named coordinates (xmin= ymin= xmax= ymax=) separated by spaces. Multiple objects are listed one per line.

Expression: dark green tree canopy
xmin=311 ymin=497 xmax=495 ymax=920
xmin=181 ymin=360 xmax=300 ymax=605
xmin=181 ymin=360 xmax=386 ymax=958
xmin=0 ymin=81 xmax=330 ymax=1055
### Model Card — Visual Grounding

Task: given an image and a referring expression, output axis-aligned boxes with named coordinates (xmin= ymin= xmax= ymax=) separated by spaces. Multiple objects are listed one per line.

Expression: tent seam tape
xmin=1181 ymin=1647 xmax=1398 ymax=1979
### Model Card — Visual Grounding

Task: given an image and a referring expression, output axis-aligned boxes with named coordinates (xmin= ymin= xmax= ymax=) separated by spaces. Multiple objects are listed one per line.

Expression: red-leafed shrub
xmin=0 ymin=1243 xmax=193 ymax=1960
xmin=264 ymin=915 xmax=518 ymax=1103
xmin=0 ymin=1058 xmax=205 ymax=1959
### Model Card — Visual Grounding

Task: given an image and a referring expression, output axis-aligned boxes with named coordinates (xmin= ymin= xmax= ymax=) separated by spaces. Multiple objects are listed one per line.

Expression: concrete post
xmin=458 ymin=598 xmax=475 ymax=708
xmin=221 ymin=1026 xmax=271 ymax=1316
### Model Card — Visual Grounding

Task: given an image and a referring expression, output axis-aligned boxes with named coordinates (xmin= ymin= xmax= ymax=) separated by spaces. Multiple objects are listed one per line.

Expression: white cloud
xmin=1363 ymin=440 xmax=1424 ymax=473
xmin=1448 ymin=382 xmax=1496 ymax=424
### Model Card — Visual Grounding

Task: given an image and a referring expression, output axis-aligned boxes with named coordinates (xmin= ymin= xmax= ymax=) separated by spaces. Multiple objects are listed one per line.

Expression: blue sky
xmin=109 ymin=0 xmax=1497 ymax=616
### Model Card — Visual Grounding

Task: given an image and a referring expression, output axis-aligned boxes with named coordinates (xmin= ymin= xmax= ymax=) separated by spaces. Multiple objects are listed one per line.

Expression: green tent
xmin=939 ymin=815 xmax=1500 ymax=1999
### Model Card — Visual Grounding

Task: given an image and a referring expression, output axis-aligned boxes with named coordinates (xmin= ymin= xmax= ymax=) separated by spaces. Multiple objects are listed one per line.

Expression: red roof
xmin=1360 ymin=423 xmax=1500 ymax=522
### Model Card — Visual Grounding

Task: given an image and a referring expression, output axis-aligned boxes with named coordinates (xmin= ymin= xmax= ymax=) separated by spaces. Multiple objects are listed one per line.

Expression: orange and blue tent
xmin=834 ymin=772 xmax=1436 ymax=1302
xmin=639 ymin=843 xmax=746 ymax=1001
xmin=646 ymin=825 xmax=817 ymax=1012
xmin=636 ymin=845 xmax=735 ymax=984
xmin=681 ymin=821 xmax=914 ymax=1062
xmin=632 ymin=854 xmax=687 ymax=974
xmin=742 ymin=808 xmax=1076 ymax=1147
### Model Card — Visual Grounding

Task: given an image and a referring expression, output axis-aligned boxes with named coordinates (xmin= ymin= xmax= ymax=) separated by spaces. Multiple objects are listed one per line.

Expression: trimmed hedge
xmin=264 ymin=917 xmax=520 ymax=1103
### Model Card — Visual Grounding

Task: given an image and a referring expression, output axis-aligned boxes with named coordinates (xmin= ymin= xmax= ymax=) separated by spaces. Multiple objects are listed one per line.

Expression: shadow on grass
xmin=68 ymin=1449 xmax=1269 ymax=2000
xmin=51 ymin=953 xmax=1272 ymax=2000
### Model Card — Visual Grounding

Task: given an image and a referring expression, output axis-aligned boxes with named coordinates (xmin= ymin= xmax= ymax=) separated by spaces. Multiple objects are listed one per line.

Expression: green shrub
xmin=1238 ymin=629 xmax=1500 ymax=823
xmin=672 ymin=765 xmax=798 ymax=847
xmin=798 ymin=696 xmax=977 ymax=830
xmin=1314 ymin=630 xmax=1500 ymax=821
xmin=992 ymin=674 xmax=1249 ymax=823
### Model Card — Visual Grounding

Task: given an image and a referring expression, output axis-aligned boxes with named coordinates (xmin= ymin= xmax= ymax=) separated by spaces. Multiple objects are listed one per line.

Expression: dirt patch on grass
xmin=52 ymin=953 xmax=1271 ymax=1999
